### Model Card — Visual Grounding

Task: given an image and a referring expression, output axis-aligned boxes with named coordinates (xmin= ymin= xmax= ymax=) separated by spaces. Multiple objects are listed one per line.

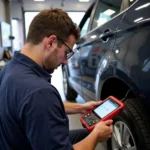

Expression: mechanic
xmin=0 ymin=8 xmax=113 ymax=150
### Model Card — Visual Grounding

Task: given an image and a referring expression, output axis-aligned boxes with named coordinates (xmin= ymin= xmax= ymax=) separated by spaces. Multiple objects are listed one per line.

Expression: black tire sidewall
xmin=62 ymin=69 xmax=77 ymax=101
xmin=107 ymin=99 xmax=149 ymax=150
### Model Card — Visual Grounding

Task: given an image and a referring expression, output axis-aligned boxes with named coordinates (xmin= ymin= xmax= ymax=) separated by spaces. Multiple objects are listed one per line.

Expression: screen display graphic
xmin=93 ymin=100 xmax=119 ymax=118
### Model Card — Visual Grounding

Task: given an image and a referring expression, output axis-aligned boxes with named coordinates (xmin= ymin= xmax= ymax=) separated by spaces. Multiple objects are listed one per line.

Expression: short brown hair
xmin=26 ymin=8 xmax=80 ymax=44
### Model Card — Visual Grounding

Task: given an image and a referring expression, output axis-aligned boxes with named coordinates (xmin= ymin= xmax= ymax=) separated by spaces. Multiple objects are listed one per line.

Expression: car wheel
xmin=62 ymin=69 xmax=77 ymax=101
xmin=107 ymin=99 xmax=150 ymax=150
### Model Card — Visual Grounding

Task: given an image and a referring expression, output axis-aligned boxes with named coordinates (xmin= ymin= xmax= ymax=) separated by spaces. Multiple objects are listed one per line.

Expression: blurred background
xmin=0 ymin=0 xmax=94 ymax=99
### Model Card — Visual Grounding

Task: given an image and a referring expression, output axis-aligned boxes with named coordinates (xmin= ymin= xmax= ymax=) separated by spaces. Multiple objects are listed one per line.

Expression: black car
xmin=62 ymin=0 xmax=150 ymax=149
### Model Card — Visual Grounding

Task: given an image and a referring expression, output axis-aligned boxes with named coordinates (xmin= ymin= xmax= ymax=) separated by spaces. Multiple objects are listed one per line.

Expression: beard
xmin=43 ymin=61 xmax=56 ymax=73
xmin=43 ymin=48 xmax=62 ymax=74
xmin=45 ymin=67 xmax=55 ymax=74
xmin=43 ymin=55 xmax=56 ymax=74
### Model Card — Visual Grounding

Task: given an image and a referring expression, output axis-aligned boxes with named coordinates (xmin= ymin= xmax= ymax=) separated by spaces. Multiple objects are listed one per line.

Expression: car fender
xmin=95 ymin=56 xmax=139 ymax=101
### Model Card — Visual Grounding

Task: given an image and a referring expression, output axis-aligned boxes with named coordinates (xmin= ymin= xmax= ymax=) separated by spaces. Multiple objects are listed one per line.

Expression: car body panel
xmin=66 ymin=0 xmax=150 ymax=114
xmin=113 ymin=0 xmax=150 ymax=112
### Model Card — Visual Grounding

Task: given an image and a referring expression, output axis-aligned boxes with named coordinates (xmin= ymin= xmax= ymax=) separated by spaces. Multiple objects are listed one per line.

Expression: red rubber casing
xmin=80 ymin=96 xmax=125 ymax=131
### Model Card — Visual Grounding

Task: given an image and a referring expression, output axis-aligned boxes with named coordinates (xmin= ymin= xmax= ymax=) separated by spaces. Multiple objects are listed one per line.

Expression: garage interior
xmin=1 ymin=0 xmax=150 ymax=149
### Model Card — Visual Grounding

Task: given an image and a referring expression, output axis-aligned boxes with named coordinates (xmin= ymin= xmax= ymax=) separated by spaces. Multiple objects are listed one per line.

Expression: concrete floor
xmin=51 ymin=67 xmax=106 ymax=150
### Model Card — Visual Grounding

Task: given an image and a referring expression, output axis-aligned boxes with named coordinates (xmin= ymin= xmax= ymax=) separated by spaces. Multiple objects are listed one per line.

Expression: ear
xmin=45 ymin=35 xmax=57 ymax=49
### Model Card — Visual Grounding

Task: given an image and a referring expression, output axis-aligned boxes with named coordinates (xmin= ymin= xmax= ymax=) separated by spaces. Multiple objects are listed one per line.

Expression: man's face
xmin=43 ymin=35 xmax=76 ymax=73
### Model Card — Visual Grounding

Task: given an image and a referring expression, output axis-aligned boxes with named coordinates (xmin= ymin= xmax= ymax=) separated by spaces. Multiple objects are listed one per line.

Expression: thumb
xmin=94 ymin=101 xmax=102 ymax=106
xmin=104 ymin=120 xmax=113 ymax=126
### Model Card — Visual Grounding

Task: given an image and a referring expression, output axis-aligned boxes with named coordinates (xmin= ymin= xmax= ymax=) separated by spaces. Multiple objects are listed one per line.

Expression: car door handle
xmin=100 ymin=29 xmax=114 ymax=43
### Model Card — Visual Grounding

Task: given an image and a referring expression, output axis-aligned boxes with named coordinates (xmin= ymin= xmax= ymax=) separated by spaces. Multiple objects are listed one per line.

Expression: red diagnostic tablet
xmin=80 ymin=96 xmax=125 ymax=131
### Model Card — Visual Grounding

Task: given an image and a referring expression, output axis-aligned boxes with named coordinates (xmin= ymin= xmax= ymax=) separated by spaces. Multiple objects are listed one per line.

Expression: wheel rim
xmin=63 ymin=71 xmax=68 ymax=96
xmin=111 ymin=121 xmax=137 ymax=150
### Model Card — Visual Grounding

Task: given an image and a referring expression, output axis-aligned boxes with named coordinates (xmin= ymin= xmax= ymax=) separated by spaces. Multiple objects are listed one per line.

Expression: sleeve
xmin=20 ymin=89 xmax=73 ymax=150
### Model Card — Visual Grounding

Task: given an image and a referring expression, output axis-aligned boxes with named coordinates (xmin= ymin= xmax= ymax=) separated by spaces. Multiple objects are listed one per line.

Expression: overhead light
xmin=135 ymin=3 xmax=150 ymax=10
xmin=34 ymin=0 xmax=44 ymax=1
xmin=79 ymin=0 xmax=89 ymax=2
xmin=134 ymin=17 xmax=143 ymax=23
xmin=103 ymin=9 xmax=115 ymax=16
xmin=130 ymin=0 xmax=134 ymax=2
xmin=91 ymin=35 xmax=97 ymax=39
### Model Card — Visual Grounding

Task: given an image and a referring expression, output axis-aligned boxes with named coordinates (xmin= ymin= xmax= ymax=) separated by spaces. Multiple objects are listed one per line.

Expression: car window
xmin=91 ymin=0 xmax=123 ymax=30
xmin=80 ymin=17 xmax=90 ymax=37
xmin=129 ymin=0 xmax=137 ymax=6
xmin=120 ymin=0 xmax=137 ymax=11
xmin=91 ymin=0 xmax=137 ymax=30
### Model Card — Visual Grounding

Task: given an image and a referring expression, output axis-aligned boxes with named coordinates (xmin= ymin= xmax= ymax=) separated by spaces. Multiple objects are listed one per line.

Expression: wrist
xmin=80 ymin=103 xmax=87 ymax=113
xmin=90 ymin=129 xmax=99 ymax=143
xmin=64 ymin=102 xmax=84 ymax=114
xmin=77 ymin=103 xmax=84 ymax=113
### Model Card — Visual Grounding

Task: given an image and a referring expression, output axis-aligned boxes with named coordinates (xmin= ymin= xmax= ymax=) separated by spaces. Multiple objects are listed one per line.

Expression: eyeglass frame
xmin=47 ymin=35 xmax=74 ymax=59
xmin=57 ymin=37 xmax=74 ymax=59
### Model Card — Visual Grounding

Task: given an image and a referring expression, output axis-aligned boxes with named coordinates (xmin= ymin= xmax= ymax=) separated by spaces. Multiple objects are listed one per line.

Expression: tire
xmin=107 ymin=98 xmax=150 ymax=150
xmin=62 ymin=69 xmax=77 ymax=101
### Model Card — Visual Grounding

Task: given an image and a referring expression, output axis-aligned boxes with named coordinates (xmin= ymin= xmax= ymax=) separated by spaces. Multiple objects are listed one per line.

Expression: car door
xmin=67 ymin=2 xmax=96 ymax=98
xmin=114 ymin=0 xmax=150 ymax=110
xmin=78 ymin=0 xmax=124 ymax=101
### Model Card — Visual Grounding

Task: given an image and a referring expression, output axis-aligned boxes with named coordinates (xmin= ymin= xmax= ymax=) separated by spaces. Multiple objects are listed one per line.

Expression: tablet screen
xmin=93 ymin=99 xmax=120 ymax=118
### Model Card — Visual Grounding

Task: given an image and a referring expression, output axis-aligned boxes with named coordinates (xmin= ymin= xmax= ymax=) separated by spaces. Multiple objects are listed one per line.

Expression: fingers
xmin=102 ymin=130 xmax=113 ymax=141
xmin=109 ymin=134 xmax=112 ymax=138
xmin=110 ymin=125 xmax=113 ymax=132
xmin=93 ymin=120 xmax=113 ymax=142
xmin=90 ymin=101 xmax=102 ymax=107
xmin=85 ymin=100 xmax=102 ymax=109
xmin=104 ymin=120 xmax=113 ymax=126
xmin=99 ymin=133 xmax=112 ymax=142
xmin=106 ymin=132 xmax=112 ymax=138
xmin=96 ymin=100 xmax=102 ymax=104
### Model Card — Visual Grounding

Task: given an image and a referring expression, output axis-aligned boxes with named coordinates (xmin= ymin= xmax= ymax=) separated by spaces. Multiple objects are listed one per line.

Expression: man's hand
xmin=63 ymin=101 xmax=102 ymax=114
xmin=73 ymin=120 xmax=113 ymax=150
xmin=81 ymin=101 xmax=102 ymax=114
xmin=93 ymin=120 xmax=113 ymax=142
